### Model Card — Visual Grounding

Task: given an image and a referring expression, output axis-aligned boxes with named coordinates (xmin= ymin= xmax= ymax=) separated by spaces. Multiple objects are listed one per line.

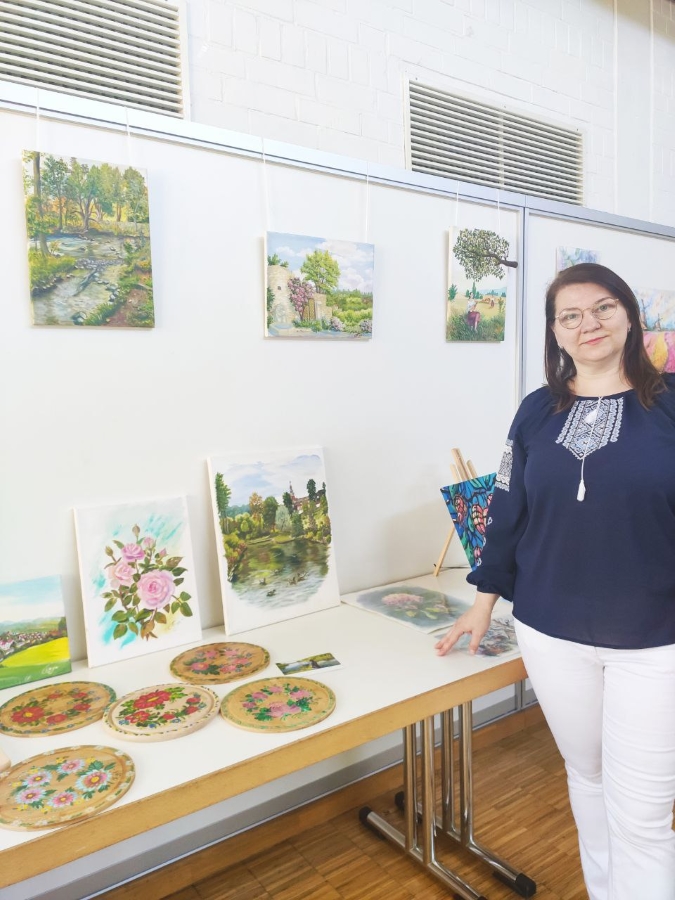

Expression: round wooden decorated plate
xmin=220 ymin=676 xmax=336 ymax=733
xmin=102 ymin=683 xmax=219 ymax=742
xmin=0 ymin=682 xmax=116 ymax=738
xmin=170 ymin=642 xmax=270 ymax=685
xmin=0 ymin=745 xmax=134 ymax=831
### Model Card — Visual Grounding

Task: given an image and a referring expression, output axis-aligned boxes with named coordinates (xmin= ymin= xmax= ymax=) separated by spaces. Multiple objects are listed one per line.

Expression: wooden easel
xmin=433 ymin=447 xmax=478 ymax=577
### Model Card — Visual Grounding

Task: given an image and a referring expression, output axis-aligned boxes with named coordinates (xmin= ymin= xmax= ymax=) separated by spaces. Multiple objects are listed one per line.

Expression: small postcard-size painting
xmin=447 ymin=227 xmax=516 ymax=342
xmin=74 ymin=497 xmax=202 ymax=668
xmin=343 ymin=584 xmax=470 ymax=633
xmin=208 ymin=449 xmax=340 ymax=634
xmin=634 ymin=287 xmax=675 ymax=374
xmin=23 ymin=150 xmax=154 ymax=328
xmin=441 ymin=474 xmax=497 ymax=570
xmin=556 ymin=247 xmax=599 ymax=271
xmin=276 ymin=653 xmax=342 ymax=675
xmin=265 ymin=231 xmax=374 ymax=339
xmin=0 ymin=576 xmax=71 ymax=690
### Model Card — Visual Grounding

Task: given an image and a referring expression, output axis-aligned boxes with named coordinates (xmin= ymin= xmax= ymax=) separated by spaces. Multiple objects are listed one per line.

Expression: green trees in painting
xmin=22 ymin=151 xmax=154 ymax=327
xmin=301 ymin=249 xmax=340 ymax=294
xmin=452 ymin=229 xmax=517 ymax=281
xmin=216 ymin=479 xmax=332 ymax=581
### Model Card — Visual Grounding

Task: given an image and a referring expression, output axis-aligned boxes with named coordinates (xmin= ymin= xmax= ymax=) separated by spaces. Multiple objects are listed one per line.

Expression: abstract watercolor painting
xmin=265 ymin=231 xmax=373 ymax=339
xmin=342 ymin=584 xmax=470 ymax=633
xmin=441 ymin=474 xmax=496 ymax=570
xmin=208 ymin=449 xmax=340 ymax=634
xmin=556 ymin=247 xmax=599 ymax=271
xmin=74 ymin=497 xmax=202 ymax=667
xmin=0 ymin=577 xmax=71 ymax=690
xmin=634 ymin=287 xmax=675 ymax=373
xmin=23 ymin=150 xmax=154 ymax=327
xmin=447 ymin=227 xmax=515 ymax=342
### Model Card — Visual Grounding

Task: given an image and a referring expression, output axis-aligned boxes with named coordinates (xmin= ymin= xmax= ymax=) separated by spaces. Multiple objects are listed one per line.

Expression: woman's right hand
xmin=434 ymin=591 xmax=499 ymax=656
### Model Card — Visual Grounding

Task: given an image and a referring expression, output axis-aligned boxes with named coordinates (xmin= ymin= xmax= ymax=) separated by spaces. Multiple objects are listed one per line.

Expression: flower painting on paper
xmin=265 ymin=232 xmax=374 ymax=339
xmin=343 ymin=584 xmax=470 ymax=633
xmin=556 ymin=247 xmax=599 ymax=271
xmin=74 ymin=498 xmax=202 ymax=667
xmin=441 ymin=474 xmax=496 ymax=570
xmin=634 ymin=287 xmax=675 ymax=374
xmin=0 ymin=577 xmax=71 ymax=690
xmin=208 ymin=449 xmax=340 ymax=634
xmin=22 ymin=150 xmax=154 ymax=327
xmin=447 ymin=227 xmax=515 ymax=342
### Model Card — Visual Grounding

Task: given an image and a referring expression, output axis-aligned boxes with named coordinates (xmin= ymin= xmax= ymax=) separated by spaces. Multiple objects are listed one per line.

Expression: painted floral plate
xmin=0 ymin=745 xmax=134 ymax=831
xmin=102 ymin=683 xmax=219 ymax=742
xmin=220 ymin=676 xmax=336 ymax=733
xmin=170 ymin=642 xmax=270 ymax=684
xmin=0 ymin=682 xmax=116 ymax=737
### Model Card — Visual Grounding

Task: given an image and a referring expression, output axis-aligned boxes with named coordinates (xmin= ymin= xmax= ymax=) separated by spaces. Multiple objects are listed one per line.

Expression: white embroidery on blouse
xmin=495 ymin=439 xmax=513 ymax=492
xmin=555 ymin=398 xmax=623 ymax=460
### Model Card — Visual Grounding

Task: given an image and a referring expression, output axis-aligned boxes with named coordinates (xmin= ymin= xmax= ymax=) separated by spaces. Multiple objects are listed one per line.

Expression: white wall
xmin=184 ymin=0 xmax=675 ymax=225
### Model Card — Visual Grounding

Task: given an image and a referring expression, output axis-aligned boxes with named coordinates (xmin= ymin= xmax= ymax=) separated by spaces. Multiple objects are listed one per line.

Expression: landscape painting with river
xmin=22 ymin=150 xmax=154 ymax=327
xmin=208 ymin=450 xmax=340 ymax=634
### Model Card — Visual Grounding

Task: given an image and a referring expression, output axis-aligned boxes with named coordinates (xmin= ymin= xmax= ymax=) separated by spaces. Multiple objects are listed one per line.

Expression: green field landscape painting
xmin=0 ymin=576 xmax=71 ymax=690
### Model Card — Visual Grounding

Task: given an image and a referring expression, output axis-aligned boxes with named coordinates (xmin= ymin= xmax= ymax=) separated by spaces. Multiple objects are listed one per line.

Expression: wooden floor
xmin=150 ymin=715 xmax=588 ymax=900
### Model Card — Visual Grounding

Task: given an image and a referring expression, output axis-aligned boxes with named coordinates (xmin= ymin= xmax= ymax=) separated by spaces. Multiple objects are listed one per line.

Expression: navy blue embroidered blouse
xmin=467 ymin=373 xmax=675 ymax=649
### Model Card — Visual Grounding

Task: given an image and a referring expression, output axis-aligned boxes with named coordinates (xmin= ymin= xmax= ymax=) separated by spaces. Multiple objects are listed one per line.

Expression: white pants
xmin=514 ymin=618 xmax=675 ymax=900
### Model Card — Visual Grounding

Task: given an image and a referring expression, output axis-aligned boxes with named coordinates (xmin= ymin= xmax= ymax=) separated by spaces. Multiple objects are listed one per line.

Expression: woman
xmin=436 ymin=263 xmax=675 ymax=900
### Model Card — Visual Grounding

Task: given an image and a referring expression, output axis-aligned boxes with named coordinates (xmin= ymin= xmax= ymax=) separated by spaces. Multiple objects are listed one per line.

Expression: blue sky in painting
xmin=214 ymin=454 xmax=325 ymax=506
xmin=267 ymin=231 xmax=374 ymax=294
xmin=0 ymin=576 xmax=63 ymax=623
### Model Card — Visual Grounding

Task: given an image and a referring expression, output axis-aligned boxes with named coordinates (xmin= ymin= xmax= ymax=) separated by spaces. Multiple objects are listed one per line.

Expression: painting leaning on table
xmin=0 ymin=576 xmax=71 ymax=690
xmin=22 ymin=150 xmax=154 ymax=327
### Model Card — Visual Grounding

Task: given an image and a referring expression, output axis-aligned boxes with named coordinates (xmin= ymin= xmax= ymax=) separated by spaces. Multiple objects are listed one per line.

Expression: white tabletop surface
xmin=0 ymin=570 xmax=518 ymax=855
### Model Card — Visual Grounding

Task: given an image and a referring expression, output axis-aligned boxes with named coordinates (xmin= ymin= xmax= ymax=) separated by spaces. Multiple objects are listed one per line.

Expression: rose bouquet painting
xmin=74 ymin=497 xmax=202 ymax=667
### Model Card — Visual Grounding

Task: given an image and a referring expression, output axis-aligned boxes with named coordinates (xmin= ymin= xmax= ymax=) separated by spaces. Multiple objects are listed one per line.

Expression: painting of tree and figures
xmin=447 ymin=227 xmax=517 ymax=342
xmin=22 ymin=151 xmax=154 ymax=327
xmin=265 ymin=231 xmax=374 ymax=339
xmin=208 ymin=450 xmax=340 ymax=634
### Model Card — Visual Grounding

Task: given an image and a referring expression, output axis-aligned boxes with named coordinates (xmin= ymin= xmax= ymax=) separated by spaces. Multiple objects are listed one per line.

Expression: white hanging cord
xmin=125 ymin=108 xmax=133 ymax=165
xmin=496 ymin=188 xmax=502 ymax=236
xmin=261 ymin=139 xmax=271 ymax=235
xmin=454 ymin=184 xmax=460 ymax=229
xmin=577 ymin=397 xmax=603 ymax=502
xmin=364 ymin=162 xmax=370 ymax=243
xmin=35 ymin=88 xmax=40 ymax=152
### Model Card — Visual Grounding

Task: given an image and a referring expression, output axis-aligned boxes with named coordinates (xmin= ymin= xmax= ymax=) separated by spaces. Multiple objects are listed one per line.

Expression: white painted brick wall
xmin=188 ymin=0 xmax=675 ymax=223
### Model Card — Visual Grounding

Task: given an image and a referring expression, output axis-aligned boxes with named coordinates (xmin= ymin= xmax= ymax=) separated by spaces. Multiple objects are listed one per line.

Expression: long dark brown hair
xmin=544 ymin=263 xmax=663 ymax=410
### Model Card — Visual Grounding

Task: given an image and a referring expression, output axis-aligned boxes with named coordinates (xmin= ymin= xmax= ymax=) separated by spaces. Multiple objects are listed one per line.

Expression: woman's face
xmin=552 ymin=282 xmax=630 ymax=370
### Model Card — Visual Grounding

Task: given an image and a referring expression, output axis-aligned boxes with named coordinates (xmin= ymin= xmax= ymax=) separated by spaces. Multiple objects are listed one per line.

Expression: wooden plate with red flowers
xmin=170 ymin=642 xmax=270 ymax=684
xmin=102 ymin=683 xmax=219 ymax=742
xmin=0 ymin=682 xmax=116 ymax=738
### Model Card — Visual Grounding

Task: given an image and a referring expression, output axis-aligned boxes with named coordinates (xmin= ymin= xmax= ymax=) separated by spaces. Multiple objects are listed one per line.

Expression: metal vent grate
xmin=408 ymin=82 xmax=583 ymax=205
xmin=0 ymin=0 xmax=184 ymax=117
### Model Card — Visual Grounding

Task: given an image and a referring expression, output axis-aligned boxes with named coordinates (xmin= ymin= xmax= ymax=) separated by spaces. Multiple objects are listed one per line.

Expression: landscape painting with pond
xmin=208 ymin=450 xmax=340 ymax=634
xmin=22 ymin=150 xmax=154 ymax=327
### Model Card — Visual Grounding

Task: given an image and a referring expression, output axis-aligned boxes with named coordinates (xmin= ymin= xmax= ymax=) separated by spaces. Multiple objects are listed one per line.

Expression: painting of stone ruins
xmin=265 ymin=231 xmax=373 ymax=339
xmin=23 ymin=150 xmax=154 ymax=327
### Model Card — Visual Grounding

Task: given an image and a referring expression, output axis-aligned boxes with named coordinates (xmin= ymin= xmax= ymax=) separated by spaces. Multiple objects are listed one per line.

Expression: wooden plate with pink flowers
xmin=220 ymin=676 xmax=336 ymax=733
xmin=170 ymin=642 xmax=270 ymax=685
xmin=0 ymin=682 xmax=116 ymax=738
xmin=102 ymin=683 xmax=219 ymax=742
xmin=0 ymin=745 xmax=134 ymax=830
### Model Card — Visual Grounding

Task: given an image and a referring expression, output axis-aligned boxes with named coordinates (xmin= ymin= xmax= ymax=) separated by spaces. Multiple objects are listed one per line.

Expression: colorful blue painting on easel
xmin=441 ymin=474 xmax=496 ymax=570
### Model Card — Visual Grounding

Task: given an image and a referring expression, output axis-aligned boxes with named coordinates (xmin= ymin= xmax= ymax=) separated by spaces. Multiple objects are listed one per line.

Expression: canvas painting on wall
xmin=22 ymin=150 xmax=154 ymax=327
xmin=342 ymin=584 xmax=470 ymax=633
xmin=634 ymin=287 xmax=675 ymax=373
xmin=265 ymin=231 xmax=373 ymax=339
xmin=447 ymin=227 xmax=515 ymax=342
xmin=441 ymin=474 xmax=496 ymax=570
xmin=74 ymin=497 xmax=202 ymax=667
xmin=208 ymin=449 xmax=340 ymax=634
xmin=0 ymin=576 xmax=71 ymax=690
xmin=556 ymin=247 xmax=599 ymax=271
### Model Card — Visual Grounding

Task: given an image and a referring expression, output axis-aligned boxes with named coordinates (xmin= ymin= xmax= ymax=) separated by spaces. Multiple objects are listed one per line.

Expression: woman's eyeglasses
xmin=554 ymin=298 xmax=620 ymax=329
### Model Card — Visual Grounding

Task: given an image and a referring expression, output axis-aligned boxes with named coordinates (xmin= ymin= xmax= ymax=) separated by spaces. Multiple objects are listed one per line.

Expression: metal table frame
xmin=360 ymin=701 xmax=537 ymax=899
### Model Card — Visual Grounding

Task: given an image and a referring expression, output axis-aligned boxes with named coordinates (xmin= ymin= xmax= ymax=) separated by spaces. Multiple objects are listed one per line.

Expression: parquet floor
xmin=160 ymin=719 xmax=589 ymax=900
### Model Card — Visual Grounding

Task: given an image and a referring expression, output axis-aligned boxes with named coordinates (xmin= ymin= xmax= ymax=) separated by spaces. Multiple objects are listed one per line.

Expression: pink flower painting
xmin=137 ymin=570 xmax=175 ymax=610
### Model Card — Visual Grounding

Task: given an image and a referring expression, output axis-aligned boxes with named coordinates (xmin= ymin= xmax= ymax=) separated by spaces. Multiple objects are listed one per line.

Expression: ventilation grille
xmin=0 ymin=0 xmax=184 ymax=117
xmin=408 ymin=82 xmax=583 ymax=205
